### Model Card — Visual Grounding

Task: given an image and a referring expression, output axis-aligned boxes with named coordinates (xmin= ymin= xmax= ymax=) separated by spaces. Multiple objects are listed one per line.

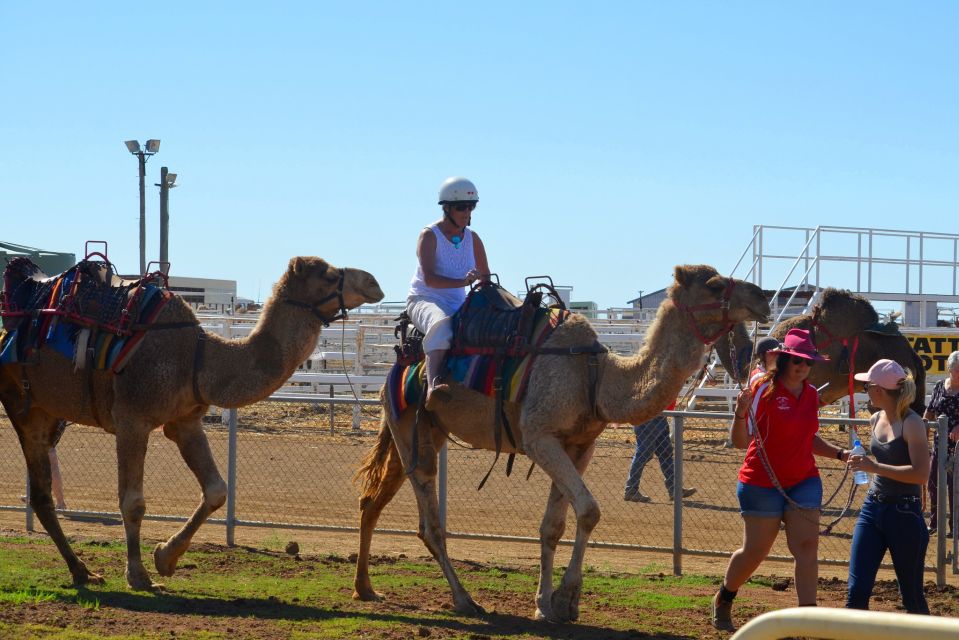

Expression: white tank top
xmin=408 ymin=224 xmax=476 ymax=314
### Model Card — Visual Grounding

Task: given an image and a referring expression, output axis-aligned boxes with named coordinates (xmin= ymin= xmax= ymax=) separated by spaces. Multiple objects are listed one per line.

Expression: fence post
xmin=672 ymin=412 xmax=683 ymax=576
xmin=953 ymin=444 xmax=959 ymax=574
xmin=936 ymin=416 xmax=947 ymax=587
xmin=439 ymin=442 xmax=448 ymax=531
xmin=352 ymin=326 xmax=364 ymax=430
xmin=24 ymin=470 xmax=33 ymax=532
xmin=226 ymin=407 xmax=238 ymax=547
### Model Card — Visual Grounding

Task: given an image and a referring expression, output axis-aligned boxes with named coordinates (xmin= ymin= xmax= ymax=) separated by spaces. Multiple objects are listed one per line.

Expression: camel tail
xmin=353 ymin=412 xmax=397 ymax=499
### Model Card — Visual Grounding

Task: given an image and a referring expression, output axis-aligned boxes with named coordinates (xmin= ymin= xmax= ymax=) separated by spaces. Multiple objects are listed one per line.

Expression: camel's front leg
xmin=115 ymin=421 xmax=158 ymax=590
xmin=153 ymin=417 xmax=227 ymax=578
xmin=525 ymin=437 xmax=598 ymax=623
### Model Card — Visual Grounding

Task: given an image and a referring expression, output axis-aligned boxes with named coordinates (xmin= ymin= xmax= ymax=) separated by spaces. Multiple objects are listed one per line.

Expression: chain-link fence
xmin=2 ymin=404 xmax=957 ymax=580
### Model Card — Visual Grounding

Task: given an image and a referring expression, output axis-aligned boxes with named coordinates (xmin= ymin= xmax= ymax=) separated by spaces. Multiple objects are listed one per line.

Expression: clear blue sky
xmin=2 ymin=2 xmax=956 ymax=308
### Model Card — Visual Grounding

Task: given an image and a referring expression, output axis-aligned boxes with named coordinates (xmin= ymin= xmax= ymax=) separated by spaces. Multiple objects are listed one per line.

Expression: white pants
xmin=407 ymin=297 xmax=454 ymax=352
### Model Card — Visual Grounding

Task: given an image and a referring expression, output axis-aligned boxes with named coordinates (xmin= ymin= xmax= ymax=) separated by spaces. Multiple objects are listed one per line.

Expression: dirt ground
xmin=2 ymin=402 xmax=959 ymax=638
xmin=1 ymin=529 xmax=957 ymax=640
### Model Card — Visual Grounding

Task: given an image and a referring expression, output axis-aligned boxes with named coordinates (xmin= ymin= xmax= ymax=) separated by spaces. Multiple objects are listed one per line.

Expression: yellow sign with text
xmin=905 ymin=334 xmax=959 ymax=374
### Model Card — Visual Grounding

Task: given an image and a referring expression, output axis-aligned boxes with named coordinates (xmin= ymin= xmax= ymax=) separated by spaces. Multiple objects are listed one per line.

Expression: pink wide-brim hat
xmin=769 ymin=328 xmax=829 ymax=362
xmin=854 ymin=358 xmax=907 ymax=390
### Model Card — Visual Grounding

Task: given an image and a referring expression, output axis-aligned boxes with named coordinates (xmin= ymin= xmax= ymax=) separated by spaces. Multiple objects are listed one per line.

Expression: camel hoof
xmin=550 ymin=585 xmax=580 ymax=623
xmin=352 ymin=588 xmax=385 ymax=602
xmin=73 ymin=571 xmax=105 ymax=587
xmin=126 ymin=568 xmax=161 ymax=592
xmin=153 ymin=542 xmax=178 ymax=577
xmin=453 ymin=598 xmax=487 ymax=616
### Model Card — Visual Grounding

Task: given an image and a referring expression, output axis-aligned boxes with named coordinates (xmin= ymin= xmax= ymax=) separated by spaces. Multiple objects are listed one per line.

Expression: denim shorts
xmin=737 ymin=476 xmax=823 ymax=518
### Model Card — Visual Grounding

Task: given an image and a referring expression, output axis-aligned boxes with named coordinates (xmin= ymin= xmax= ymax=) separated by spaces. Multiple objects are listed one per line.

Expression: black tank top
xmin=870 ymin=418 xmax=920 ymax=497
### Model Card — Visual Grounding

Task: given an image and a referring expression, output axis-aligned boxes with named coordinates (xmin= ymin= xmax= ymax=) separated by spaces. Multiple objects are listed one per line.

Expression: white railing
xmin=731 ymin=607 xmax=959 ymax=640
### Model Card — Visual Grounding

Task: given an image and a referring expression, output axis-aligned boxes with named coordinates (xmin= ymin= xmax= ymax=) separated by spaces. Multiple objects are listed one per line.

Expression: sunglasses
xmin=790 ymin=356 xmax=812 ymax=366
xmin=862 ymin=382 xmax=886 ymax=392
xmin=449 ymin=202 xmax=476 ymax=212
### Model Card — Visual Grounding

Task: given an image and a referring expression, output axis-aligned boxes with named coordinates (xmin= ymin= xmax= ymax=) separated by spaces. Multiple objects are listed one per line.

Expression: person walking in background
xmin=623 ymin=402 xmax=697 ymax=503
xmin=845 ymin=359 xmax=929 ymax=614
xmin=924 ymin=350 xmax=959 ymax=537
xmin=749 ymin=336 xmax=781 ymax=385
xmin=712 ymin=329 xmax=847 ymax=632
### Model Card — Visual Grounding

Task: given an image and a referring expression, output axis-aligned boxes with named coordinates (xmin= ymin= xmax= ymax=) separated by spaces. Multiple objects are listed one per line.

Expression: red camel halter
xmin=672 ymin=278 xmax=737 ymax=346
xmin=810 ymin=304 xmax=861 ymax=422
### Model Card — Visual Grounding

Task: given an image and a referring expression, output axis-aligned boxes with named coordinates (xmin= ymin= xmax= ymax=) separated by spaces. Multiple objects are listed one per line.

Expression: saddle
xmin=450 ymin=281 xmax=550 ymax=356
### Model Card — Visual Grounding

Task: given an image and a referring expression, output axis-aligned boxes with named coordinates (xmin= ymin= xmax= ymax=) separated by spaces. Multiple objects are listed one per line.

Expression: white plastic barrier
xmin=731 ymin=607 xmax=959 ymax=640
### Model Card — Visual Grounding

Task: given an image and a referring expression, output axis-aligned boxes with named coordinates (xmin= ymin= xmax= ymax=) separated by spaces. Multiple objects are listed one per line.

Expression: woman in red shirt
xmin=711 ymin=328 xmax=848 ymax=631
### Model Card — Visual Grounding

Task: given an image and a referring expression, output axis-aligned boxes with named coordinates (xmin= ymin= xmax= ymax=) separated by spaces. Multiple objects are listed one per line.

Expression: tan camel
xmin=352 ymin=265 xmax=770 ymax=622
xmin=0 ymin=256 xmax=383 ymax=590
xmin=716 ymin=287 xmax=926 ymax=413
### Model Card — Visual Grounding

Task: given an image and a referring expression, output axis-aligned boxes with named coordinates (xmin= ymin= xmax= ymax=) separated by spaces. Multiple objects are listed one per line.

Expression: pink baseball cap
xmin=854 ymin=359 xmax=907 ymax=390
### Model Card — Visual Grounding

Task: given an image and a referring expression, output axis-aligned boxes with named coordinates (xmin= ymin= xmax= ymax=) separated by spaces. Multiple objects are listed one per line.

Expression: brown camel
xmin=352 ymin=265 xmax=770 ymax=622
xmin=1 ymin=256 xmax=383 ymax=590
xmin=716 ymin=287 xmax=926 ymax=413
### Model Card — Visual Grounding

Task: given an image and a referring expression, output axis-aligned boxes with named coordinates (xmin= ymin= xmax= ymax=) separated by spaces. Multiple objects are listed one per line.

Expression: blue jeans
xmin=624 ymin=416 xmax=675 ymax=493
xmin=846 ymin=495 xmax=930 ymax=614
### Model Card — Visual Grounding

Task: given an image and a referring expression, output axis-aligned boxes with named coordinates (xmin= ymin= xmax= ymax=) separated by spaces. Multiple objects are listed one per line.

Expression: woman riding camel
xmin=712 ymin=328 xmax=847 ymax=631
xmin=406 ymin=177 xmax=490 ymax=406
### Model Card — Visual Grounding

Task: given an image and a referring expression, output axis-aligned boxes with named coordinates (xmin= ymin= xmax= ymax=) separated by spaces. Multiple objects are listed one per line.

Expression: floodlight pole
xmin=159 ymin=166 xmax=169 ymax=265
xmin=125 ymin=139 xmax=159 ymax=274
xmin=137 ymin=152 xmax=147 ymax=274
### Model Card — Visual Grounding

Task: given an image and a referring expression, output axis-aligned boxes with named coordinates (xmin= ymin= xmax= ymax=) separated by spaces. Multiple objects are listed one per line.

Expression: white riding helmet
xmin=438 ymin=177 xmax=479 ymax=204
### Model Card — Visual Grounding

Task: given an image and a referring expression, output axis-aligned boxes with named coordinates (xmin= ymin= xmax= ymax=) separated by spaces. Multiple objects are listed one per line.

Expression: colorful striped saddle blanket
xmin=0 ymin=257 xmax=175 ymax=373
xmin=386 ymin=306 xmax=568 ymax=421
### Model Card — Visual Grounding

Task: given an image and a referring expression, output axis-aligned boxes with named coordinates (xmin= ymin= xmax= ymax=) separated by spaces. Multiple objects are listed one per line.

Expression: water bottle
xmin=851 ymin=440 xmax=870 ymax=485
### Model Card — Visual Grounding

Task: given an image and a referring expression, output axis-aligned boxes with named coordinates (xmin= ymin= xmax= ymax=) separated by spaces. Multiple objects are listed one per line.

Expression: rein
xmin=283 ymin=268 xmax=347 ymax=326
xmin=673 ymin=279 xmax=737 ymax=346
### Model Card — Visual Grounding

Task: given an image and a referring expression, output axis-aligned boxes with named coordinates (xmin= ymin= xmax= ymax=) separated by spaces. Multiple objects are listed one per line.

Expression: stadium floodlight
xmin=124 ymin=138 xmax=160 ymax=274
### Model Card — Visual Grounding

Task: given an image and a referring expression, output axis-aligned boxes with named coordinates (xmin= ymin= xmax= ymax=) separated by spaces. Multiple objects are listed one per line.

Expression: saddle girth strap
xmin=18 ymin=365 xmax=31 ymax=417
xmin=192 ymin=330 xmax=207 ymax=405
xmin=86 ymin=326 xmax=103 ymax=428
xmin=478 ymin=356 xmax=518 ymax=490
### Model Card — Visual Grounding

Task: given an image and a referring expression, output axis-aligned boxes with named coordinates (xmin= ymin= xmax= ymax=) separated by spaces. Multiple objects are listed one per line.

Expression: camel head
xmin=277 ymin=256 xmax=384 ymax=322
xmin=816 ymin=288 xmax=878 ymax=332
xmin=670 ymin=264 xmax=770 ymax=326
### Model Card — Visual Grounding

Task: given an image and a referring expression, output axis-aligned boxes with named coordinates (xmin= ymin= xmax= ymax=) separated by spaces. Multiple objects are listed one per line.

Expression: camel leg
xmin=114 ymin=420 xmax=160 ymax=590
xmin=525 ymin=436 xmax=598 ymax=623
xmin=353 ymin=429 xmax=406 ymax=601
xmin=5 ymin=404 xmax=103 ymax=586
xmin=534 ymin=481 xmax=570 ymax=620
xmin=153 ymin=417 xmax=227 ymax=578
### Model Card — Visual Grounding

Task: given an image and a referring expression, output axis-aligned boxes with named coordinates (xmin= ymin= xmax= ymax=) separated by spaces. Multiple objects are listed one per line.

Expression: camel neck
xmin=198 ymin=299 xmax=322 ymax=408
xmin=598 ymin=303 xmax=708 ymax=425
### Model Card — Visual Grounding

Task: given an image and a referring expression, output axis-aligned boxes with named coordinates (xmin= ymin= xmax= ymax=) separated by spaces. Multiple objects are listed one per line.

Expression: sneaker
xmin=624 ymin=491 xmax=651 ymax=503
xmin=711 ymin=590 xmax=735 ymax=631
xmin=668 ymin=487 xmax=698 ymax=501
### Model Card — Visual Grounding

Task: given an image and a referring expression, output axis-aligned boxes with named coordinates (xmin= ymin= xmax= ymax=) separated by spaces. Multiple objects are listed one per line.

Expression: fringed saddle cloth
xmin=0 ymin=257 xmax=176 ymax=373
